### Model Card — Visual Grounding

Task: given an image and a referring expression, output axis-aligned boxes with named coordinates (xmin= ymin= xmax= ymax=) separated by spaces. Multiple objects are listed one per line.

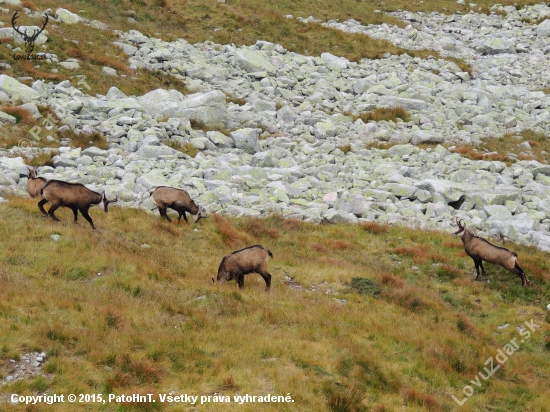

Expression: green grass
xmin=0 ymin=197 xmax=548 ymax=411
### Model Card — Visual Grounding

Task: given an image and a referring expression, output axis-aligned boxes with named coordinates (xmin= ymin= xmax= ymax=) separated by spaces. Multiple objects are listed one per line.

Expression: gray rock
xmin=0 ymin=75 xmax=41 ymax=103
xmin=82 ymin=147 xmax=108 ymax=158
xmin=207 ymin=131 xmax=234 ymax=148
xmin=0 ymin=111 xmax=16 ymax=124
xmin=230 ymin=128 xmax=260 ymax=154
xmin=414 ymin=179 xmax=464 ymax=203
xmin=102 ymin=67 xmax=117 ymax=76
xmin=235 ymin=48 xmax=276 ymax=74
xmin=136 ymin=144 xmax=182 ymax=159
xmin=56 ymin=8 xmax=80 ymax=24
xmin=536 ymin=19 xmax=550 ymax=38
xmin=410 ymin=130 xmax=444 ymax=145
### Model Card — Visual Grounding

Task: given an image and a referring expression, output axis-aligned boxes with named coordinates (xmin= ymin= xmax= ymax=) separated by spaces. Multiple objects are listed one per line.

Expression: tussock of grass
xmin=337 ymin=143 xmax=351 ymax=154
xmin=25 ymin=151 xmax=56 ymax=167
xmin=360 ymin=221 xmax=389 ymax=234
xmin=451 ymin=129 xmax=550 ymax=165
xmin=401 ymin=387 xmax=441 ymax=412
xmin=1 ymin=106 xmax=35 ymax=124
xmin=58 ymin=128 xmax=109 ymax=150
xmin=164 ymin=140 xmax=198 ymax=157
xmin=358 ymin=107 xmax=410 ymax=123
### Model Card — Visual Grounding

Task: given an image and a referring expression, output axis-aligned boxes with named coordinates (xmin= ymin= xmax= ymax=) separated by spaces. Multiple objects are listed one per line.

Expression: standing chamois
xmin=38 ymin=180 xmax=117 ymax=230
xmin=26 ymin=166 xmax=48 ymax=198
xmin=151 ymin=186 xmax=207 ymax=223
xmin=214 ymin=245 xmax=273 ymax=291
xmin=453 ymin=218 xmax=530 ymax=286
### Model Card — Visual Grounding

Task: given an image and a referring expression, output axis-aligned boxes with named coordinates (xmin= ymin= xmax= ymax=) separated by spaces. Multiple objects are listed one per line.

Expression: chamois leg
xmin=473 ymin=258 xmax=483 ymax=281
xmin=47 ymin=204 xmax=61 ymax=222
xmin=38 ymin=198 xmax=48 ymax=217
xmin=79 ymin=208 xmax=96 ymax=230
xmin=256 ymin=270 xmax=272 ymax=291
xmin=71 ymin=207 xmax=79 ymax=223
xmin=159 ymin=207 xmax=172 ymax=222
xmin=237 ymin=274 xmax=245 ymax=289
xmin=178 ymin=209 xmax=189 ymax=224
xmin=509 ymin=261 xmax=530 ymax=286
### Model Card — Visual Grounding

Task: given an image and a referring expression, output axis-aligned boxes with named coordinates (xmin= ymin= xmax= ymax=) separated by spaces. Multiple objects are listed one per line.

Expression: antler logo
xmin=11 ymin=11 xmax=49 ymax=54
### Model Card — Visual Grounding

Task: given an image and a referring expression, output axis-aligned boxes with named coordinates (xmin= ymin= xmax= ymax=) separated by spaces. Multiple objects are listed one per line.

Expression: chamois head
xmin=192 ymin=206 xmax=208 ymax=223
xmin=453 ymin=218 xmax=465 ymax=236
xmin=27 ymin=166 xmax=38 ymax=179
xmin=98 ymin=192 xmax=118 ymax=212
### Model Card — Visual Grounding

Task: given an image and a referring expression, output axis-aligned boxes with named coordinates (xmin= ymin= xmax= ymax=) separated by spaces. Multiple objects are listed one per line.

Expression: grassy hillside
xmin=0 ymin=197 xmax=549 ymax=411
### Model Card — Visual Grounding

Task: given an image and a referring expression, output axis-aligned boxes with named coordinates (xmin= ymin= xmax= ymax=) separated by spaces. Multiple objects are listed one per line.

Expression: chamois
xmin=214 ymin=245 xmax=273 ymax=291
xmin=151 ymin=186 xmax=207 ymax=223
xmin=453 ymin=218 xmax=530 ymax=286
xmin=38 ymin=180 xmax=117 ymax=230
xmin=26 ymin=166 xmax=48 ymax=198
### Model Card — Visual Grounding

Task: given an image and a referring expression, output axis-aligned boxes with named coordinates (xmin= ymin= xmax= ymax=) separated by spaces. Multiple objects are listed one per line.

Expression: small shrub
xmin=347 ymin=277 xmax=382 ymax=297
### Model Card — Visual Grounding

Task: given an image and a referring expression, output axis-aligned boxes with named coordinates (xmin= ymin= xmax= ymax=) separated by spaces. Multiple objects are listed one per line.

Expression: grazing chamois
xmin=26 ymin=166 xmax=48 ymax=198
xmin=453 ymin=218 xmax=530 ymax=286
xmin=38 ymin=180 xmax=117 ymax=230
xmin=214 ymin=245 xmax=273 ymax=291
xmin=151 ymin=186 xmax=207 ymax=223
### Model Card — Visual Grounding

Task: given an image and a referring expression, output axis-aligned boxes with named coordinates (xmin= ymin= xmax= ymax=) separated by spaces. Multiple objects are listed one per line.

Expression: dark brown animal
xmin=38 ymin=180 xmax=117 ymax=230
xmin=453 ymin=218 xmax=530 ymax=286
xmin=26 ymin=166 xmax=48 ymax=198
xmin=151 ymin=186 xmax=207 ymax=223
xmin=215 ymin=245 xmax=273 ymax=291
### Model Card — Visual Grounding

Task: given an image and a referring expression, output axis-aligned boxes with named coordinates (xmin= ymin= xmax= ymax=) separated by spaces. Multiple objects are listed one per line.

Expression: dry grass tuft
xmin=383 ymin=287 xmax=431 ymax=312
xmin=324 ymin=383 xmax=366 ymax=412
xmin=213 ymin=214 xmax=252 ymax=247
xmin=25 ymin=151 xmax=56 ymax=167
xmin=380 ymin=272 xmax=405 ymax=289
xmin=22 ymin=1 xmax=38 ymax=11
xmin=393 ymin=245 xmax=448 ymax=265
xmin=359 ymin=107 xmax=410 ymax=123
xmin=119 ymin=353 xmax=162 ymax=385
xmin=443 ymin=240 xmax=463 ymax=248
xmin=238 ymin=216 xmax=280 ymax=239
xmin=360 ymin=221 xmax=389 ymax=234
xmin=401 ymin=387 xmax=441 ymax=412
xmin=164 ymin=140 xmax=198 ymax=157
xmin=2 ymin=106 xmax=35 ymax=124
